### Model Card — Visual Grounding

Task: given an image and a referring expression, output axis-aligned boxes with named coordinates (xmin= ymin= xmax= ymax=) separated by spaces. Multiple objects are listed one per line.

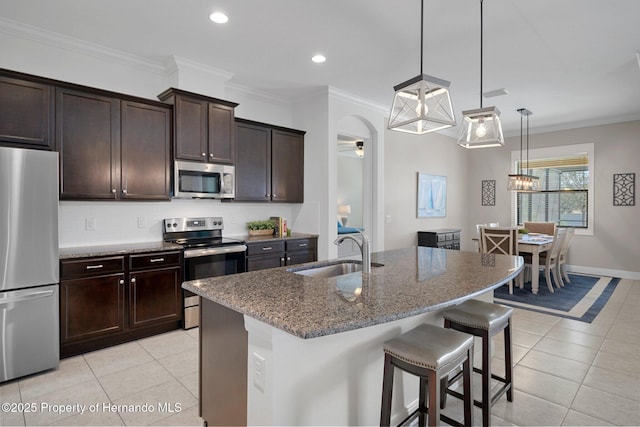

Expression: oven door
xmin=182 ymin=244 xmax=247 ymax=329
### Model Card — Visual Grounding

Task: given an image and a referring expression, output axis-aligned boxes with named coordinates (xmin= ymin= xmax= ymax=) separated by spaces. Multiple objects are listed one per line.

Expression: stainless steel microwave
xmin=173 ymin=161 xmax=235 ymax=199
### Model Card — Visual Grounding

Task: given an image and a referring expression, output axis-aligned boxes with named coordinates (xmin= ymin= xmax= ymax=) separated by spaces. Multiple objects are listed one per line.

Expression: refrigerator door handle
xmin=0 ymin=290 xmax=55 ymax=306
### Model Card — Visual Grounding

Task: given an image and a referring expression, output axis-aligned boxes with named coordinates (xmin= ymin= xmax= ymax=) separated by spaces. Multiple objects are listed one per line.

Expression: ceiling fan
xmin=337 ymin=140 xmax=364 ymax=158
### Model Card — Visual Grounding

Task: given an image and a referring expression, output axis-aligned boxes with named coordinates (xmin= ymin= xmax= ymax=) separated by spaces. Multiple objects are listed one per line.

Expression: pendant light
xmin=508 ymin=108 xmax=541 ymax=192
xmin=388 ymin=0 xmax=456 ymax=135
xmin=457 ymin=0 xmax=504 ymax=148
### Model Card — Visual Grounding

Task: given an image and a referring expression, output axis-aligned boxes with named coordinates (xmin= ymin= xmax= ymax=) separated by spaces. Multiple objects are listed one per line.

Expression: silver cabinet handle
xmin=266 ymin=193 xmax=271 ymax=197
xmin=287 ymin=257 xmax=291 ymax=261
xmin=112 ymin=189 xmax=116 ymax=194
xmin=299 ymin=243 xmax=308 ymax=247
xmin=209 ymin=153 xmax=214 ymax=157
xmin=86 ymin=264 xmax=103 ymax=270
xmin=122 ymin=189 xmax=127 ymax=194
xmin=119 ymin=279 xmax=125 ymax=285
xmin=149 ymin=258 xmax=165 ymax=263
xmin=262 ymin=247 xmax=272 ymax=251
xmin=131 ymin=277 xmax=136 ymax=283
xmin=273 ymin=194 xmax=277 ymax=197
xmin=201 ymin=152 xmax=206 ymax=157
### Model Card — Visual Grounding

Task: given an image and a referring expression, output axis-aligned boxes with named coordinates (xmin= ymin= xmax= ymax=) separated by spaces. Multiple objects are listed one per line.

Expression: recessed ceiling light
xmin=311 ymin=54 xmax=326 ymax=63
xmin=209 ymin=12 xmax=228 ymax=24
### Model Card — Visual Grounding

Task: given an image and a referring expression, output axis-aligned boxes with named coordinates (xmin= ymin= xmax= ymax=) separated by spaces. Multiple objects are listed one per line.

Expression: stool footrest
xmin=398 ymin=406 xmax=467 ymax=427
xmin=444 ymin=374 xmax=512 ymax=408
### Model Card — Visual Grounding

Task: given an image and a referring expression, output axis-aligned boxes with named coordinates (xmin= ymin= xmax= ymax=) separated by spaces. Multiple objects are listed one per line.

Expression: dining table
xmin=518 ymin=234 xmax=554 ymax=294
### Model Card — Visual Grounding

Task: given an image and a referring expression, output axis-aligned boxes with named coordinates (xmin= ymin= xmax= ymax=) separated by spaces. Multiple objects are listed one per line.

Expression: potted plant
xmin=247 ymin=220 xmax=276 ymax=236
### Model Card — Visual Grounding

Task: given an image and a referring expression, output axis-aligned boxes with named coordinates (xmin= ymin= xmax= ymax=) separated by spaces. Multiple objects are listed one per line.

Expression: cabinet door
xmin=121 ymin=100 xmax=171 ymax=200
xmin=208 ymin=103 xmax=235 ymax=164
xmin=235 ymin=122 xmax=271 ymax=201
xmin=56 ymin=88 xmax=120 ymax=199
xmin=60 ymin=273 xmax=125 ymax=343
xmin=0 ymin=76 xmax=53 ymax=149
xmin=174 ymin=95 xmax=208 ymax=161
xmin=271 ymin=129 xmax=304 ymax=202
xmin=129 ymin=267 xmax=182 ymax=329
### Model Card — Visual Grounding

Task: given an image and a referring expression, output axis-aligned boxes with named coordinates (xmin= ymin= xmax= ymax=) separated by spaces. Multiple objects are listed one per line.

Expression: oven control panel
xmin=163 ymin=217 xmax=224 ymax=233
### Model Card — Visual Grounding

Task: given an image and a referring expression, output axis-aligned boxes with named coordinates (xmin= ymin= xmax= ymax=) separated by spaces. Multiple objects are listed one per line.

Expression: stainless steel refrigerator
xmin=1 ymin=146 xmax=59 ymax=382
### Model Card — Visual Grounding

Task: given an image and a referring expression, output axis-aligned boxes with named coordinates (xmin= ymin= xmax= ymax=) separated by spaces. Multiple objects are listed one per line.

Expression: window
xmin=512 ymin=143 xmax=594 ymax=233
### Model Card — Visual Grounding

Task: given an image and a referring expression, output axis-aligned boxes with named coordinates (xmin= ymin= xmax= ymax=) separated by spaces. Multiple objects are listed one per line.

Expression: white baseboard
xmin=566 ymin=264 xmax=640 ymax=280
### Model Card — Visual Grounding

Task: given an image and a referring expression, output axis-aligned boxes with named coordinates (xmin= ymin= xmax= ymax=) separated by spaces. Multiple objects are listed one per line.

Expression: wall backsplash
xmin=58 ymin=199 xmax=296 ymax=248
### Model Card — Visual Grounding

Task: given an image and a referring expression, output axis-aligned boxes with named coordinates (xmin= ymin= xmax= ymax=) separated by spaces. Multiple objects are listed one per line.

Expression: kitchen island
xmin=183 ymin=246 xmax=523 ymax=426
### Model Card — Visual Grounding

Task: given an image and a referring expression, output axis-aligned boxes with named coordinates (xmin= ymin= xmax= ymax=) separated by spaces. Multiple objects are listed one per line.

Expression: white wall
xmin=383 ymin=129 xmax=469 ymax=250
xmin=337 ymin=156 xmax=363 ymax=228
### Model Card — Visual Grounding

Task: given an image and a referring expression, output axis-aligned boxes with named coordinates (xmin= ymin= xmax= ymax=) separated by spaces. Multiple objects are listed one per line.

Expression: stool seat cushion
xmin=442 ymin=299 xmax=513 ymax=334
xmin=383 ymin=324 xmax=473 ymax=372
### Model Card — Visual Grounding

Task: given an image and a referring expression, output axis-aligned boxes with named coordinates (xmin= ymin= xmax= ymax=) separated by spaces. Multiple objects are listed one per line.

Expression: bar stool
xmin=440 ymin=299 xmax=514 ymax=427
xmin=380 ymin=324 xmax=474 ymax=427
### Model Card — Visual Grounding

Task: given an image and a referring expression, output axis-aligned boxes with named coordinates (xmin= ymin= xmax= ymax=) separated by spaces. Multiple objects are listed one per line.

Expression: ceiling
xmin=2 ymin=0 xmax=640 ymax=137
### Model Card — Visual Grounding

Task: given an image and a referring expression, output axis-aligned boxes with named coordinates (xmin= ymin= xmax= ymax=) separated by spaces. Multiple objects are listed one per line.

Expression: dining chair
xmin=523 ymin=228 xmax=566 ymax=291
xmin=479 ymin=226 xmax=520 ymax=294
xmin=523 ymin=221 xmax=556 ymax=236
xmin=475 ymin=222 xmax=499 ymax=252
xmin=557 ymin=227 xmax=575 ymax=284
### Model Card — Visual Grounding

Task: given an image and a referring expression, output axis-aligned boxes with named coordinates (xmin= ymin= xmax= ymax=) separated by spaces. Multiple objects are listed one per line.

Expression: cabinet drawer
xmin=130 ymin=251 xmax=181 ymax=270
xmin=246 ymin=241 xmax=285 ymax=256
xmin=286 ymin=238 xmax=317 ymax=252
xmin=61 ymin=256 xmax=125 ymax=279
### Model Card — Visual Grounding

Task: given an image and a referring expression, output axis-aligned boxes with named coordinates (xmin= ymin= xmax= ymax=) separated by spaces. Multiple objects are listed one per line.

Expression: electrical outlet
xmin=85 ymin=217 xmax=96 ymax=231
xmin=252 ymin=352 xmax=265 ymax=392
xmin=385 ymin=215 xmax=392 ymax=224
xmin=137 ymin=216 xmax=147 ymax=229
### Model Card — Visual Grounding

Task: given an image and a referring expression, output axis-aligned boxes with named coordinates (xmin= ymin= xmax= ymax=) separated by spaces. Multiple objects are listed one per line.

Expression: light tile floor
xmin=1 ymin=279 xmax=638 ymax=426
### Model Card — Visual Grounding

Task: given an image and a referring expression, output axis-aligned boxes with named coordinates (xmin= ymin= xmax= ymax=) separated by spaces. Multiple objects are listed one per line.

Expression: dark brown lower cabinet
xmin=60 ymin=272 xmax=126 ymax=343
xmin=245 ymin=237 xmax=317 ymax=272
xmin=60 ymin=251 xmax=182 ymax=357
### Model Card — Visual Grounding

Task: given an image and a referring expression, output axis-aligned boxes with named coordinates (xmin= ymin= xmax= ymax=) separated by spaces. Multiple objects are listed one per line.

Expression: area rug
xmin=493 ymin=273 xmax=620 ymax=323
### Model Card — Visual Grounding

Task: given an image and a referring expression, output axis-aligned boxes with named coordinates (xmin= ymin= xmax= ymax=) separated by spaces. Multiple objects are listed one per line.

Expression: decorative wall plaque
xmin=613 ymin=173 xmax=635 ymax=206
xmin=482 ymin=180 xmax=496 ymax=206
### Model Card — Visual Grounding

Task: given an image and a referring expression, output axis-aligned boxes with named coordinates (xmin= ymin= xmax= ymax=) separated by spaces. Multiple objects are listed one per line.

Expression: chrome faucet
xmin=334 ymin=231 xmax=371 ymax=273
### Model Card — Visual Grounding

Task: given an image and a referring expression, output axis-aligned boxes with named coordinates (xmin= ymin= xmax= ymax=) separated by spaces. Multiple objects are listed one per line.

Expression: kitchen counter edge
xmin=59 ymin=241 xmax=183 ymax=259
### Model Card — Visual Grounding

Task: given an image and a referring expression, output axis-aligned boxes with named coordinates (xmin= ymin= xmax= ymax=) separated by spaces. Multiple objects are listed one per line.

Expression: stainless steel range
xmin=163 ymin=217 xmax=246 ymax=329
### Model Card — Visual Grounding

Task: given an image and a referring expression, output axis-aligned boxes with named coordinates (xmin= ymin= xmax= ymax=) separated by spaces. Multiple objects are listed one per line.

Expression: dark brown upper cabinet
xmin=56 ymin=88 xmax=121 ymax=199
xmin=235 ymin=118 xmax=305 ymax=203
xmin=120 ymin=100 xmax=171 ymax=200
xmin=158 ymin=88 xmax=238 ymax=164
xmin=56 ymin=88 xmax=171 ymax=200
xmin=0 ymin=74 xmax=54 ymax=150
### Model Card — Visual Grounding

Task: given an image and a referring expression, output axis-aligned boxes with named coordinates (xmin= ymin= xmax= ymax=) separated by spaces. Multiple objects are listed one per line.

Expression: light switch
xmin=85 ymin=217 xmax=96 ymax=231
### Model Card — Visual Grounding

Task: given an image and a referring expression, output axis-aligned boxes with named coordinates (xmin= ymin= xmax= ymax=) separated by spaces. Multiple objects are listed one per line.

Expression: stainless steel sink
xmin=288 ymin=261 xmax=382 ymax=278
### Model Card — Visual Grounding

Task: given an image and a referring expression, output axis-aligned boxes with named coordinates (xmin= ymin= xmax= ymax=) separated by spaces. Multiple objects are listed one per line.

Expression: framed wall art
xmin=482 ymin=180 xmax=496 ymax=206
xmin=417 ymin=173 xmax=446 ymax=218
xmin=613 ymin=173 xmax=635 ymax=206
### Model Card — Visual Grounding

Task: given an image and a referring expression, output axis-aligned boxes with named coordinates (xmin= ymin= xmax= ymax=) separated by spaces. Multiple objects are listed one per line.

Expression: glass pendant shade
xmin=507 ymin=173 xmax=541 ymax=192
xmin=457 ymin=106 xmax=504 ymax=148
xmin=388 ymin=74 xmax=456 ymax=134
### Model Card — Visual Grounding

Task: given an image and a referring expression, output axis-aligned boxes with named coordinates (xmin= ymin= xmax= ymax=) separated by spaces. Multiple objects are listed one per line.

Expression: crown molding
xmin=0 ymin=17 xmax=166 ymax=75
xmin=164 ymin=55 xmax=234 ymax=81
xmin=225 ymin=81 xmax=293 ymax=107
xmin=328 ymin=86 xmax=388 ymax=114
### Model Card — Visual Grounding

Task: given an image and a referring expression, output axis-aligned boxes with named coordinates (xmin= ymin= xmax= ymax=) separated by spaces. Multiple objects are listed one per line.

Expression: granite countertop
xmin=59 ymin=241 xmax=183 ymax=259
xmin=183 ymin=246 xmax=523 ymax=339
